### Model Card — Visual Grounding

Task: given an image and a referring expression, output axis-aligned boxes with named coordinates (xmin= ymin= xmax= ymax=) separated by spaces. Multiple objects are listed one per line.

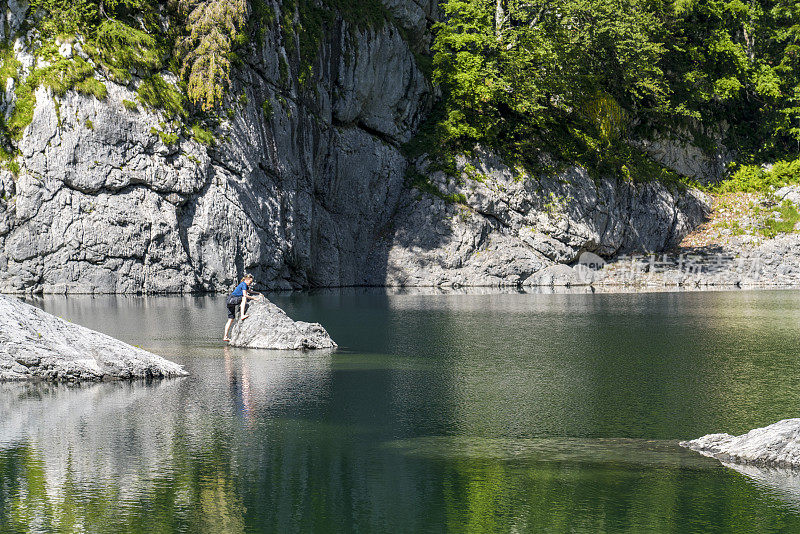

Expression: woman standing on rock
xmin=223 ymin=274 xmax=261 ymax=342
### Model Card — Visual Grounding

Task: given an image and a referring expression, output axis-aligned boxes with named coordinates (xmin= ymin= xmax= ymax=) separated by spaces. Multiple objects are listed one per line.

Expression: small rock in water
xmin=0 ymin=295 xmax=187 ymax=382
xmin=681 ymin=418 xmax=800 ymax=468
xmin=228 ymin=298 xmax=337 ymax=350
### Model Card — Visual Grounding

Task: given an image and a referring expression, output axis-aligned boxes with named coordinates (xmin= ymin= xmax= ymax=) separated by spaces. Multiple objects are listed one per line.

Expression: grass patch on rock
xmin=151 ymin=127 xmax=179 ymax=145
xmin=74 ymin=76 xmax=107 ymax=100
xmin=762 ymin=201 xmax=800 ymax=238
xmin=191 ymin=123 xmax=214 ymax=146
xmin=408 ymin=168 xmax=468 ymax=205
xmin=137 ymin=75 xmax=185 ymax=119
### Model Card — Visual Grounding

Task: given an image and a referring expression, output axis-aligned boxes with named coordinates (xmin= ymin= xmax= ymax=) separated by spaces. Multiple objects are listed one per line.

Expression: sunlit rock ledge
xmin=228 ymin=298 xmax=337 ymax=350
xmin=0 ymin=295 xmax=187 ymax=381
xmin=681 ymin=419 xmax=800 ymax=469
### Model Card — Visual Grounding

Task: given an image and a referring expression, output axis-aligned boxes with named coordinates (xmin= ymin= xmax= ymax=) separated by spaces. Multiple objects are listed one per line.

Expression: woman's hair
xmin=241 ymin=273 xmax=254 ymax=283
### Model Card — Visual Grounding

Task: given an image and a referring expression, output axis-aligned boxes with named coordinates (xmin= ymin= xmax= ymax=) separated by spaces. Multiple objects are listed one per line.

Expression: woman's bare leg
xmin=223 ymin=318 xmax=234 ymax=341
xmin=240 ymin=298 xmax=249 ymax=321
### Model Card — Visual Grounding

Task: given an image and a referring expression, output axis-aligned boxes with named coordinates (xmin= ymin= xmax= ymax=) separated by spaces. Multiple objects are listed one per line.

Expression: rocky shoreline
xmin=535 ymin=233 xmax=800 ymax=290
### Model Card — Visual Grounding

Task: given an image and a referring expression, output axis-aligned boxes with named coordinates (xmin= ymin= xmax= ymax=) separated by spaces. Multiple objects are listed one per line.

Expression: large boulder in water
xmin=681 ymin=419 xmax=800 ymax=468
xmin=0 ymin=295 xmax=187 ymax=382
xmin=228 ymin=298 xmax=337 ymax=350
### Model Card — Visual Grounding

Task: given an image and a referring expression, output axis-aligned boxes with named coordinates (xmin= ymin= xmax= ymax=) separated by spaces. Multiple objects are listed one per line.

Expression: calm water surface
xmin=2 ymin=289 xmax=800 ymax=532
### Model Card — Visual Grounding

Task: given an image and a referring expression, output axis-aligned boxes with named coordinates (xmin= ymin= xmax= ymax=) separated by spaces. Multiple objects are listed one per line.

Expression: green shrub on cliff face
xmin=262 ymin=98 xmax=273 ymax=119
xmin=34 ymin=57 xmax=98 ymax=97
xmin=151 ymin=127 xmax=179 ymax=145
xmin=0 ymin=45 xmax=21 ymax=85
xmin=191 ymin=123 xmax=215 ymax=145
xmin=137 ymin=75 xmax=186 ymax=118
xmin=6 ymin=82 xmax=36 ymax=140
xmin=178 ymin=0 xmax=248 ymax=111
xmin=74 ymin=77 xmax=108 ymax=100
xmin=91 ymin=19 xmax=164 ymax=82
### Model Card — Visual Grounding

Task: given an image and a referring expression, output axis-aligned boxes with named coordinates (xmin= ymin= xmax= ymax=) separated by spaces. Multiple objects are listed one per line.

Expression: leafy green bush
xmin=122 ymin=99 xmax=138 ymax=112
xmin=718 ymin=160 xmax=800 ymax=194
xmin=151 ymin=127 xmax=179 ymax=145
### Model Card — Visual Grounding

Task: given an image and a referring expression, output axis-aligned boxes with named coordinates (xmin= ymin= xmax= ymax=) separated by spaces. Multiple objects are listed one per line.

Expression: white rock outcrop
xmin=228 ymin=298 xmax=337 ymax=350
xmin=681 ymin=419 xmax=800 ymax=468
xmin=0 ymin=295 xmax=187 ymax=381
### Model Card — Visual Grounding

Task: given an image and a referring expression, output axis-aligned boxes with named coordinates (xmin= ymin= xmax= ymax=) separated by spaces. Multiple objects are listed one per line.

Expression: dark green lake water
xmin=3 ymin=289 xmax=800 ymax=533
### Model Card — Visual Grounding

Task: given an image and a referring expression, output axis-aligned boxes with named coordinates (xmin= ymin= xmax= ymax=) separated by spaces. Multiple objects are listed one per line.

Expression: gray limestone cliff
xmin=363 ymin=151 xmax=708 ymax=287
xmin=0 ymin=0 xmax=710 ymax=293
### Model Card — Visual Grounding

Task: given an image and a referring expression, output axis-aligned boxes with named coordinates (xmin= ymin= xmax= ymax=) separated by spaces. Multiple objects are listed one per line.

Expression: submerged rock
xmin=681 ymin=419 xmax=800 ymax=468
xmin=228 ymin=298 xmax=337 ymax=350
xmin=0 ymin=295 xmax=187 ymax=381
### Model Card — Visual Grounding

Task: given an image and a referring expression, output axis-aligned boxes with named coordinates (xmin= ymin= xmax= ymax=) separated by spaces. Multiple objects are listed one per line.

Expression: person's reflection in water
xmin=223 ymin=347 xmax=256 ymax=425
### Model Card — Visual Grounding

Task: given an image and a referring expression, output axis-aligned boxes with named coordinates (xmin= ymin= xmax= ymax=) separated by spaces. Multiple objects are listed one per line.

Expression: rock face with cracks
xmin=0 ymin=295 xmax=187 ymax=381
xmin=362 ymin=152 xmax=709 ymax=287
xmin=0 ymin=0 xmax=711 ymax=293
xmin=227 ymin=298 xmax=337 ymax=350
xmin=681 ymin=419 xmax=800 ymax=468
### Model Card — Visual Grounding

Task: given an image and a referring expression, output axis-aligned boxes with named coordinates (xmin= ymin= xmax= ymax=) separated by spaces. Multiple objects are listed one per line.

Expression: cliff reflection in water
xmin=3 ymin=376 xmax=800 ymax=532
xmin=0 ymin=349 xmax=334 ymax=532
xmin=2 ymin=378 xmax=799 ymax=534
xmin=4 ymin=291 xmax=800 ymax=531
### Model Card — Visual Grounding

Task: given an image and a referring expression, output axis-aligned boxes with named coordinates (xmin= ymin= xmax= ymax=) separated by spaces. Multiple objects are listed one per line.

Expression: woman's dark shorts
xmin=226 ymin=295 xmax=244 ymax=319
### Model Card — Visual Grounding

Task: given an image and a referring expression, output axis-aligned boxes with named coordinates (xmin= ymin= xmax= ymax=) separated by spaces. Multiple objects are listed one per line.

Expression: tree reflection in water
xmin=4 ymin=291 xmax=800 ymax=531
